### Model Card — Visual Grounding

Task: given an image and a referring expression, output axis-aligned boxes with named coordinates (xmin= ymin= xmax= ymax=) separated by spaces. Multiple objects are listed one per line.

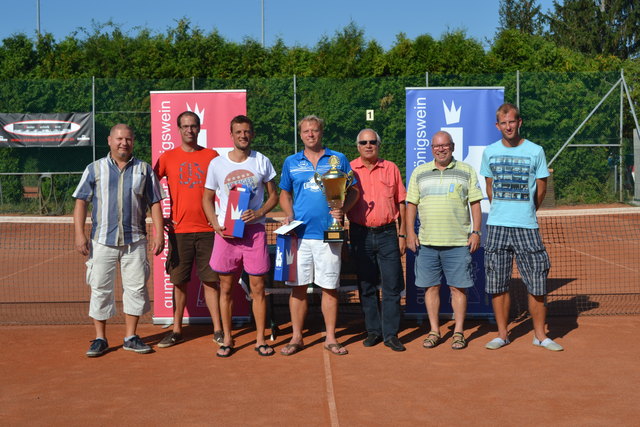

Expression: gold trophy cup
xmin=314 ymin=155 xmax=355 ymax=242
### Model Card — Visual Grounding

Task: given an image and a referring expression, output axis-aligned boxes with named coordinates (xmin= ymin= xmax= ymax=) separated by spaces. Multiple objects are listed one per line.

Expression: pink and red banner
xmin=150 ymin=90 xmax=248 ymax=324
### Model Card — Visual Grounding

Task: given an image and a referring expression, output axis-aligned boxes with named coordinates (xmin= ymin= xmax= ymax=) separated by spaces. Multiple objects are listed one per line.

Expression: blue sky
xmin=2 ymin=0 xmax=556 ymax=50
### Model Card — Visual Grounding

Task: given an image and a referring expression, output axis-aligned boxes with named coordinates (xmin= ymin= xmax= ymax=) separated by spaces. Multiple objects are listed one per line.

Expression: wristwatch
xmin=471 ymin=231 xmax=481 ymax=237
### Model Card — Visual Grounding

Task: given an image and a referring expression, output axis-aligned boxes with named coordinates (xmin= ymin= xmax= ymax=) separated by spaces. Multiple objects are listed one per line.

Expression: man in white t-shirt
xmin=202 ymin=115 xmax=278 ymax=357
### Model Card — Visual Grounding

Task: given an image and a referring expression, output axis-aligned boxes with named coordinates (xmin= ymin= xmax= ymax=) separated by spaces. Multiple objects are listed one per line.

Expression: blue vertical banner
xmin=405 ymin=87 xmax=504 ymax=317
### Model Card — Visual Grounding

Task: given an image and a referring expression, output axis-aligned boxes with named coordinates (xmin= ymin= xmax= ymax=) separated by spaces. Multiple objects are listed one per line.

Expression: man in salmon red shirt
xmin=347 ymin=128 xmax=407 ymax=352
xmin=154 ymin=111 xmax=223 ymax=348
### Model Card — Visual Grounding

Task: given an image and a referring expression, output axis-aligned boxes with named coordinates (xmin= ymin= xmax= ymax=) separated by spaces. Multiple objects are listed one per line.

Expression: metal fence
xmin=0 ymin=71 xmax=637 ymax=214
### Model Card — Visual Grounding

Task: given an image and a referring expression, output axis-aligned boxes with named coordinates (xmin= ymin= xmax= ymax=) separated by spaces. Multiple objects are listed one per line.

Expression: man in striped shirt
xmin=73 ymin=124 xmax=165 ymax=357
xmin=406 ymin=131 xmax=483 ymax=350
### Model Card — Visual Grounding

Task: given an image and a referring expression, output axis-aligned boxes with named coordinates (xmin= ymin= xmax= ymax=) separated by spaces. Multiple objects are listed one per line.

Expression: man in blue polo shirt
xmin=73 ymin=124 xmax=165 ymax=357
xmin=279 ymin=115 xmax=359 ymax=356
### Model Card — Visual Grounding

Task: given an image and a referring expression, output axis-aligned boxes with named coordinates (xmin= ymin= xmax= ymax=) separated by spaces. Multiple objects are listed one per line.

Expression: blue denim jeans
xmin=350 ymin=223 xmax=404 ymax=340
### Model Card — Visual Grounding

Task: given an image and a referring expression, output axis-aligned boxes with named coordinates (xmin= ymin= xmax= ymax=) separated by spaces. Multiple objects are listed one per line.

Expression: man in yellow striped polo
xmin=406 ymin=131 xmax=483 ymax=350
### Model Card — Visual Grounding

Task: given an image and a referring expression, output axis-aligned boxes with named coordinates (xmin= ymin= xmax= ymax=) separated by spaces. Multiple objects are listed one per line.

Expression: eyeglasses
xmin=432 ymin=144 xmax=452 ymax=150
xmin=180 ymin=125 xmax=199 ymax=130
xmin=358 ymin=140 xmax=378 ymax=146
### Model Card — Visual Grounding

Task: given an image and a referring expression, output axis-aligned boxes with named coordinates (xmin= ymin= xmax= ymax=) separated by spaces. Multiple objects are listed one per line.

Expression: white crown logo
xmin=186 ymin=102 xmax=206 ymax=125
xmin=230 ymin=204 xmax=244 ymax=220
xmin=286 ymin=249 xmax=295 ymax=265
xmin=275 ymin=246 xmax=283 ymax=267
xmin=442 ymin=100 xmax=462 ymax=125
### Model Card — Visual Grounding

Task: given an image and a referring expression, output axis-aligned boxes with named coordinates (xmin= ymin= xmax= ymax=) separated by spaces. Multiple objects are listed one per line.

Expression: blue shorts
xmin=414 ymin=245 xmax=473 ymax=289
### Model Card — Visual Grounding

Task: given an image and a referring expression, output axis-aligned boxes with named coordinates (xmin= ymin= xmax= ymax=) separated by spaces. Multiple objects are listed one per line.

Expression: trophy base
xmin=324 ymin=229 xmax=348 ymax=243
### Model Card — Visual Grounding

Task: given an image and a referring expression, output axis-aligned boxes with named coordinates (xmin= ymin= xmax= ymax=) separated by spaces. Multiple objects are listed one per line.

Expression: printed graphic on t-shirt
xmin=489 ymin=155 xmax=531 ymax=201
xmin=224 ymin=169 xmax=259 ymax=199
xmin=178 ymin=161 xmax=207 ymax=189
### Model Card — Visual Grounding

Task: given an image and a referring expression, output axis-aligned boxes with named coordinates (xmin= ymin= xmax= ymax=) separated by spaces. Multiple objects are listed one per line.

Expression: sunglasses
xmin=358 ymin=140 xmax=378 ymax=146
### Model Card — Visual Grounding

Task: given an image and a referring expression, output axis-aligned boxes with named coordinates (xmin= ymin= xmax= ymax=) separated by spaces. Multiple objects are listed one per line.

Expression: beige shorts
xmin=86 ymin=239 xmax=150 ymax=320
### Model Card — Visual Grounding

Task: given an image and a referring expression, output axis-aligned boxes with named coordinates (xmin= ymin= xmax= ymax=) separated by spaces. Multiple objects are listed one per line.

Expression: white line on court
xmin=537 ymin=207 xmax=640 ymax=217
xmin=562 ymin=244 xmax=638 ymax=273
xmin=0 ymin=251 xmax=74 ymax=281
xmin=322 ymin=333 xmax=340 ymax=427
xmin=571 ymin=226 xmax=627 ymax=241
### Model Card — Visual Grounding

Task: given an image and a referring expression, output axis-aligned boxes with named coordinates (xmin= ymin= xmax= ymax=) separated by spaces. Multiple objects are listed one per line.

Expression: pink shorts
xmin=210 ymin=223 xmax=270 ymax=276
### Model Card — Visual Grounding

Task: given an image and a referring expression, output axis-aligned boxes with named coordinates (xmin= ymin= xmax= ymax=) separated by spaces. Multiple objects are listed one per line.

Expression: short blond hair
xmin=298 ymin=115 xmax=324 ymax=133
xmin=496 ymin=103 xmax=520 ymax=122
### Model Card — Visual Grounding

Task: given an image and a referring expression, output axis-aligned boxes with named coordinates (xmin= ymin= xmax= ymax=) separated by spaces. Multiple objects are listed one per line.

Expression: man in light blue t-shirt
xmin=480 ymin=103 xmax=563 ymax=352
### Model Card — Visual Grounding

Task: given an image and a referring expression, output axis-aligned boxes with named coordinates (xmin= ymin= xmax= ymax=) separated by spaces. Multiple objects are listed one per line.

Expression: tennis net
xmin=532 ymin=207 xmax=640 ymax=316
xmin=1 ymin=207 xmax=639 ymax=325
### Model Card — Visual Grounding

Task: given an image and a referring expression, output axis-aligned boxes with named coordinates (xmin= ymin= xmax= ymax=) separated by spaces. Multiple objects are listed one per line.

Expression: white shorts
xmin=86 ymin=239 xmax=150 ymax=320
xmin=286 ymin=238 xmax=342 ymax=289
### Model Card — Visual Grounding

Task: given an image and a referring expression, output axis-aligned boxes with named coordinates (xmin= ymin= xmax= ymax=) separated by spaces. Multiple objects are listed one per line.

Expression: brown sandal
xmin=324 ymin=343 xmax=349 ymax=356
xmin=280 ymin=342 xmax=304 ymax=356
xmin=423 ymin=331 xmax=440 ymax=349
xmin=451 ymin=332 xmax=467 ymax=350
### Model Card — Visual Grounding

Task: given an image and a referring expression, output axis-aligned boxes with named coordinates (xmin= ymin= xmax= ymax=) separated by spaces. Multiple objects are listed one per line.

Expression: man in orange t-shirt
xmin=154 ymin=111 xmax=223 ymax=348
xmin=347 ymin=128 xmax=407 ymax=352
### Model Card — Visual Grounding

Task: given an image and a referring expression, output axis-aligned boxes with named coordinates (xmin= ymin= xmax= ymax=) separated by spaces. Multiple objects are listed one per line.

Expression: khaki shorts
xmin=86 ymin=239 xmax=150 ymax=320
xmin=166 ymin=232 xmax=219 ymax=285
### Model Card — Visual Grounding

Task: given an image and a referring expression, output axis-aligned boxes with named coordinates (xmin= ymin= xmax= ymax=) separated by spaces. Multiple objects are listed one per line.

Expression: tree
xmin=0 ymin=19 xmax=637 ymax=207
xmin=0 ymin=148 xmax=22 ymax=203
xmin=600 ymin=0 xmax=640 ymax=59
xmin=498 ymin=0 xmax=545 ymax=35
xmin=311 ymin=22 xmax=374 ymax=77
xmin=547 ymin=0 xmax=607 ymax=56
xmin=547 ymin=0 xmax=640 ymax=59
xmin=0 ymin=34 xmax=37 ymax=79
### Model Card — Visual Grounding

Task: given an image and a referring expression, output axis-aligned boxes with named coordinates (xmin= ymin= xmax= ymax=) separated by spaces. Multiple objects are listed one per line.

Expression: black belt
xmin=351 ymin=222 xmax=396 ymax=234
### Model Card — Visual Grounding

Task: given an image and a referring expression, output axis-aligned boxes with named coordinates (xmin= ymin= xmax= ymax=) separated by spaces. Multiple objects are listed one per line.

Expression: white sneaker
xmin=533 ymin=337 xmax=564 ymax=351
xmin=485 ymin=337 xmax=510 ymax=350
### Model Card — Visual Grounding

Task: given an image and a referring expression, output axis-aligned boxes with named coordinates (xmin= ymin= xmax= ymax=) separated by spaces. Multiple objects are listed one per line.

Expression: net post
xmin=634 ymin=129 xmax=640 ymax=205
xmin=620 ymin=69 xmax=624 ymax=202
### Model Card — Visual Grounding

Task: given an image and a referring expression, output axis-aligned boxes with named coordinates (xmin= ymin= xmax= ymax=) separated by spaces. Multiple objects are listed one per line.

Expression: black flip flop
xmin=216 ymin=345 xmax=234 ymax=358
xmin=255 ymin=344 xmax=275 ymax=357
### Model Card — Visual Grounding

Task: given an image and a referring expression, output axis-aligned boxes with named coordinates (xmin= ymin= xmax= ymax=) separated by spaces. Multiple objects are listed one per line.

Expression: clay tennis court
xmin=2 ymin=316 xmax=639 ymax=425
xmin=1 ymin=206 xmax=639 ymax=425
